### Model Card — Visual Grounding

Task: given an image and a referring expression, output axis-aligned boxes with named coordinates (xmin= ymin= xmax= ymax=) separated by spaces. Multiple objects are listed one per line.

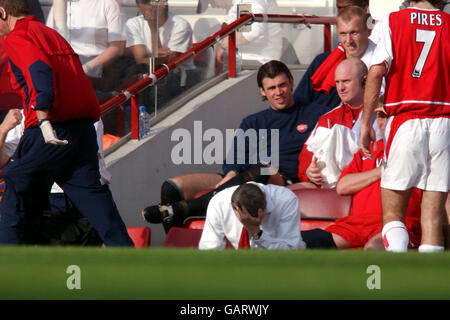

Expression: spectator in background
xmin=126 ymin=0 xmax=194 ymax=69
xmin=124 ymin=0 xmax=199 ymax=108
xmin=360 ymin=0 xmax=449 ymax=253
xmin=0 ymin=0 xmax=133 ymax=246
xmin=46 ymin=0 xmax=126 ymax=100
xmin=197 ymin=0 xmax=282 ymax=66
xmin=199 ymin=183 xmax=306 ymax=250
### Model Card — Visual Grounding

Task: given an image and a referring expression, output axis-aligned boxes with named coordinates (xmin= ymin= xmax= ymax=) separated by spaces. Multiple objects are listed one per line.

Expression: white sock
xmin=418 ymin=244 xmax=445 ymax=253
xmin=382 ymin=221 xmax=409 ymax=252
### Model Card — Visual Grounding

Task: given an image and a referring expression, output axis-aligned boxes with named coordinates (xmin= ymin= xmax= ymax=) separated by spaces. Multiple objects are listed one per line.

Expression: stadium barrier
xmin=99 ymin=14 xmax=336 ymax=150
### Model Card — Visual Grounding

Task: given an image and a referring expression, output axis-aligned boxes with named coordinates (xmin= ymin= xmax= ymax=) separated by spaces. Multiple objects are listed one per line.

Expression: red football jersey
xmin=372 ymin=8 xmax=450 ymax=117
xmin=4 ymin=16 xmax=100 ymax=129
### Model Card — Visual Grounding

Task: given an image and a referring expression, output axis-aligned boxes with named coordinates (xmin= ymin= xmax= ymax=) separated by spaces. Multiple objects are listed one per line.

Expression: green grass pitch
xmin=0 ymin=246 xmax=449 ymax=300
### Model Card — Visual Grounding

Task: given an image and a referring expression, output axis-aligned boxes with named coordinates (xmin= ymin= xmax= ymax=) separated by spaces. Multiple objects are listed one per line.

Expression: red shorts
xmin=325 ymin=214 xmax=421 ymax=248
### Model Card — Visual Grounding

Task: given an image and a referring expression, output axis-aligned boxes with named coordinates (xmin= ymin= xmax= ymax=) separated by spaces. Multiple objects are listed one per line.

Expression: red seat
xmin=163 ymin=227 xmax=203 ymax=248
xmin=300 ymin=219 xmax=336 ymax=231
xmin=193 ymin=189 xmax=213 ymax=199
xmin=103 ymin=133 xmax=121 ymax=150
xmin=290 ymin=187 xmax=351 ymax=231
xmin=127 ymin=227 xmax=151 ymax=248
xmin=180 ymin=188 xmax=212 ymax=229
xmin=290 ymin=187 xmax=352 ymax=220
xmin=185 ymin=217 xmax=206 ymax=230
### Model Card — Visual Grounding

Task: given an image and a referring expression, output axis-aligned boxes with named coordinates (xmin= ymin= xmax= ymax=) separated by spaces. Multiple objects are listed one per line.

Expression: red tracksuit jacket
xmin=3 ymin=15 xmax=100 ymax=129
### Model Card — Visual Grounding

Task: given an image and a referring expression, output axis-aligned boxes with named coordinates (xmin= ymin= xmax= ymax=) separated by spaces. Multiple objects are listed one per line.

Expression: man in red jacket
xmin=0 ymin=37 xmax=21 ymax=112
xmin=0 ymin=0 xmax=133 ymax=246
xmin=297 ymin=57 xmax=371 ymax=187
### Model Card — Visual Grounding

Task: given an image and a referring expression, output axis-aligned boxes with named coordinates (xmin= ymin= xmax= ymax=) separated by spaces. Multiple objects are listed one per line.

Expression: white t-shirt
xmin=3 ymin=115 xmax=111 ymax=192
xmin=361 ymin=38 xmax=385 ymax=97
xmin=225 ymin=0 xmax=282 ymax=63
xmin=125 ymin=13 xmax=195 ymax=70
xmin=46 ymin=0 xmax=126 ymax=76
xmin=361 ymin=38 xmax=376 ymax=68
xmin=199 ymin=183 xmax=306 ymax=250
xmin=369 ymin=19 xmax=383 ymax=45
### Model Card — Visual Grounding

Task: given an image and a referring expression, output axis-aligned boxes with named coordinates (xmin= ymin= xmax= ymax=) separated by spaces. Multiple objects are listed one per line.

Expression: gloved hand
xmin=39 ymin=119 xmax=68 ymax=145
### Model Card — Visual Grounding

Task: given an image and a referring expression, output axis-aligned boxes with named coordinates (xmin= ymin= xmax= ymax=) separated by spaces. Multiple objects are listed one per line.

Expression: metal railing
xmin=100 ymin=13 xmax=336 ymax=143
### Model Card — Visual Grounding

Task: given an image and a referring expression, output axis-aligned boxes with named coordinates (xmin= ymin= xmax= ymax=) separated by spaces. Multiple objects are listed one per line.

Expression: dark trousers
xmin=0 ymin=119 xmax=133 ymax=246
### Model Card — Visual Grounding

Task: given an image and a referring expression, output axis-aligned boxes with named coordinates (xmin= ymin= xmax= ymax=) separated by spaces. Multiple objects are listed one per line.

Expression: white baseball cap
xmin=369 ymin=0 xmax=405 ymax=21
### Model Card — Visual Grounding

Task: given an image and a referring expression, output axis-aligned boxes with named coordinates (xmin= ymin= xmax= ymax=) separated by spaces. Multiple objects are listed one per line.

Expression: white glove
xmin=39 ymin=120 xmax=68 ymax=145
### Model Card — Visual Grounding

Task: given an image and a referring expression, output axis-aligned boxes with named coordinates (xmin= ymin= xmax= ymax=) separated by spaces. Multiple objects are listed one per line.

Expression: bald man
xmin=297 ymin=57 xmax=372 ymax=188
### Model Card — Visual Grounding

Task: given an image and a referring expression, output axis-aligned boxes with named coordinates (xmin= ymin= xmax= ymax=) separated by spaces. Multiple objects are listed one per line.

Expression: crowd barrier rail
xmin=99 ymin=14 xmax=336 ymax=143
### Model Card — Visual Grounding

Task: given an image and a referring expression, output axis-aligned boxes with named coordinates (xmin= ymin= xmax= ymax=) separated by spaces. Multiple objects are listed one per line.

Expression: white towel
xmin=305 ymin=111 xmax=381 ymax=189
xmin=306 ymin=125 xmax=360 ymax=188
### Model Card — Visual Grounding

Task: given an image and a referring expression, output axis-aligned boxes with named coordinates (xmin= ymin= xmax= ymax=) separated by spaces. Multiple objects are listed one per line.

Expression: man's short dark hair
xmin=0 ymin=0 xmax=29 ymax=17
xmin=257 ymin=60 xmax=293 ymax=89
xmin=231 ymin=183 xmax=266 ymax=217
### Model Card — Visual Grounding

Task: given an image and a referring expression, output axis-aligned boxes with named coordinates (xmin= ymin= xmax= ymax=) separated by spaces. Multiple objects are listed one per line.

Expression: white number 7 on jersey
xmin=412 ymin=29 xmax=436 ymax=78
